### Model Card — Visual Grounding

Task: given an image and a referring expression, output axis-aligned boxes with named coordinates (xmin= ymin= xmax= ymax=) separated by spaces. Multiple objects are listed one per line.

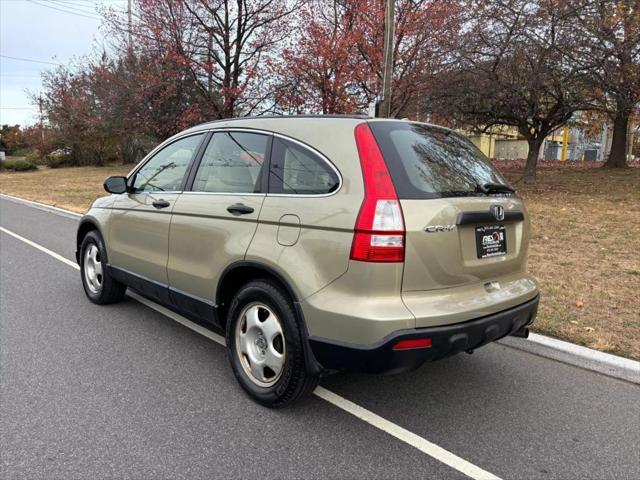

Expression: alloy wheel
xmin=235 ymin=303 xmax=286 ymax=387
xmin=83 ymin=244 xmax=103 ymax=294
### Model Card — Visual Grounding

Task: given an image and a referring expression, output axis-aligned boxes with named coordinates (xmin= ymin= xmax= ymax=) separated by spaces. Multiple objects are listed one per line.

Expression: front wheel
xmin=80 ymin=230 xmax=126 ymax=305
xmin=226 ymin=280 xmax=319 ymax=408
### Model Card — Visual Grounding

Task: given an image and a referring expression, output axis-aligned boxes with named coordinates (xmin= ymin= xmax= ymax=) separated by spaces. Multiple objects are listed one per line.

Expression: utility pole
xmin=127 ymin=0 xmax=133 ymax=58
xmin=207 ymin=30 xmax=213 ymax=95
xmin=626 ymin=116 xmax=634 ymax=163
xmin=378 ymin=0 xmax=394 ymax=118
xmin=38 ymin=94 xmax=44 ymax=150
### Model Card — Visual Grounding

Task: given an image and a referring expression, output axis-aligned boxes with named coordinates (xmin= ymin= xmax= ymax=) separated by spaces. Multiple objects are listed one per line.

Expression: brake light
xmin=392 ymin=338 xmax=432 ymax=350
xmin=350 ymin=123 xmax=405 ymax=262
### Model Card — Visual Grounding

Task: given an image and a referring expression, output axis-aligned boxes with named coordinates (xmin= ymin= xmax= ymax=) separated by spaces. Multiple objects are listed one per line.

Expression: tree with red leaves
xmin=273 ymin=1 xmax=366 ymax=114
xmin=37 ymin=52 xmax=208 ymax=165
xmin=273 ymin=0 xmax=462 ymax=117
xmin=38 ymin=62 xmax=115 ymax=165
xmin=114 ymin=0 xmax=300 ymax=118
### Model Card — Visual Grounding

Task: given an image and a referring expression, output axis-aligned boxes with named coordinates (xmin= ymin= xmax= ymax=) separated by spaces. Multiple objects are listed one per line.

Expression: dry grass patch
xmin=501 ymin=166 xmax=640 ymax=360
xmin=0 ymin=164 xmax=130 ymax=213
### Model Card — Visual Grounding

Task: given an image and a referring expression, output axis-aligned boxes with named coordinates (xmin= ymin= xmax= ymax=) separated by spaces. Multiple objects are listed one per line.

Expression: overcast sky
xmin=1 ymin=0 xmax=127 ymax=126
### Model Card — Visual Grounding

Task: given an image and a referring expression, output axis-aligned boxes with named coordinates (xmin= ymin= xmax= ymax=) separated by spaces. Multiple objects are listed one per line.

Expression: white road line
xmin=127 ymin=291 xmax=226 ymax=346
xmin=0 ymin=226 xmax=80 ymax=270
xmin=315 ymin=386 xmax=501 ymax=480
xmin=0 ymin=224 xmax=501 ymax=480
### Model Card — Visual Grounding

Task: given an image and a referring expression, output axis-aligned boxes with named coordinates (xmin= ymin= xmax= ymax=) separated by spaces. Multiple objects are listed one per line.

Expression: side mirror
xmin=103 ymin=176 xmax=128 ymax=194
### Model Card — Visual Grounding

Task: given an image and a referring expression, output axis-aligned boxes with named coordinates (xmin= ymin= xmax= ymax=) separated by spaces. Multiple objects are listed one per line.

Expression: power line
xmin=64 ymin=0 xmax=129 ymax=13
xmin=49 ymin=0 xmax=100 ymax=16
xmin=32 ymin=0 xmax=101 ymax=20
xmin=27 ymin=0 xmax=101 ymax=20
xmin=50 ymin=0 xmax=122 ymax=15
xmin=0 ymin=107 xmax=38 ymax=110
xmin=0 ymin=54 xmax=62 ymax=66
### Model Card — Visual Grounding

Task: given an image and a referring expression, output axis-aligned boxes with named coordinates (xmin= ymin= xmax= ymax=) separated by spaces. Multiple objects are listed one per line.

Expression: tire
xmin=79 ymin=230 xmax=126 ymax=305
xmin=226 ymin=280 xmax=319 ymax=408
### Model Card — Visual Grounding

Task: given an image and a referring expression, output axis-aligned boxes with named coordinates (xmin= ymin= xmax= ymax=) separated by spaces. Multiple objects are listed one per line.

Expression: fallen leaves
xmin=500 ymin=164 xmax=640 ymax=359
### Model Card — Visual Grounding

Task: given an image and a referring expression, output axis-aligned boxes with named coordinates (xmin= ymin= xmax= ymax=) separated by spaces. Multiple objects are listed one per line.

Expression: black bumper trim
xmin=309 ymin=295 xmax=539 ymax=374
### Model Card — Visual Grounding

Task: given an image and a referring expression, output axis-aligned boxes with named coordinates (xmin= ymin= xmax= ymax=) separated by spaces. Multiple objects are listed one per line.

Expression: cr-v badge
xmin=425 ymin=225 xmax=456 ymax=233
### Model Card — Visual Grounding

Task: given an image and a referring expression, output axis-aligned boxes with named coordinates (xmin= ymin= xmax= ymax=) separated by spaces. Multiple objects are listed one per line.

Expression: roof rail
xmin=192 ymin=114 xmax=371 ymax=128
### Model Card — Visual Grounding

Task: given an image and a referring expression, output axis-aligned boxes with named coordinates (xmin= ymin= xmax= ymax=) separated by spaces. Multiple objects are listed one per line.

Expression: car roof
xmin=183 ymin=115 xmax=451 ymax=136
xmin=184 ymin=115 xmax=365 ymax=132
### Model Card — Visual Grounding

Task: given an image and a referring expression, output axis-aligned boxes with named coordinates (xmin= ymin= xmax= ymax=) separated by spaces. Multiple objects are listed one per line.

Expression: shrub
xmin=45 ymin=150 xmax=76 ymax=168
xmin=12 ymin=147 xmax=32 ymax=157
xmin=24 ymin=149 xmax=43 ymax=164
xmin=0 ymin=159 xmax=38 ymax=171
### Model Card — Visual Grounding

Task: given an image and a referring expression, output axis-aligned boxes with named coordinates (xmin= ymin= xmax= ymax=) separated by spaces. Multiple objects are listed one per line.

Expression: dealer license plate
xmin=475 ymin=225 xmax=507 ymax=258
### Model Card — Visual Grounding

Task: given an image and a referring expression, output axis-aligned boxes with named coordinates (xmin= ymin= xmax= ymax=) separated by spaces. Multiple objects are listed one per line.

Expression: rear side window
xmin=368 ymin=122 xmax=509 ymax=199
xmin=192 ymin=131 xmax=268 ymax=193
xmin=269 ymin=137 xmax=339 ymax=195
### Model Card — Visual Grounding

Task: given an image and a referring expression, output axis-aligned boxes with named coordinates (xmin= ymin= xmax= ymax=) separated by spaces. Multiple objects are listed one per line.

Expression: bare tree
xmin=108 ymin=0 xmax=299 ymax=118
xmin=571 ymin=0 xmax=640 ymax=168
xmin=427 ymin=0 xmax=592 ymax=183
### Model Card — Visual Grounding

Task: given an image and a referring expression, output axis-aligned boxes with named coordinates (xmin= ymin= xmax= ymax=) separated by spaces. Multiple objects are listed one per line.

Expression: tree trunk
xmin=523 ymin=138 xmax=543 ymax=185
xmin=605 ymin=110 xmax=629 ymax=168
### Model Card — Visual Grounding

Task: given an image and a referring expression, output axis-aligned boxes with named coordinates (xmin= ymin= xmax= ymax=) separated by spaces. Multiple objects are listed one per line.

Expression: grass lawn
xmin=1 ymin=160 xmax=639 ymax=359
xmin=0 ymin=162 xmax=131 ymax=213
xmin=500 ymin=164 xmax=640 ymax=360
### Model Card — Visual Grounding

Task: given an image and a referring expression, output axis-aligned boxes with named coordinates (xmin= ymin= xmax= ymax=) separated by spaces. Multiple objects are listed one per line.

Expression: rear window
xmin=368 ymin=121 xmax=509 ymax=199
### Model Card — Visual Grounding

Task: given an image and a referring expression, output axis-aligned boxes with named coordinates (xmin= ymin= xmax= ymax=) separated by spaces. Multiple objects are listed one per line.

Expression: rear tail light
xmin=392 ymin=338 xmax=432 ymax=350
xmin=351 ymin=123 xmax=405 ymax=263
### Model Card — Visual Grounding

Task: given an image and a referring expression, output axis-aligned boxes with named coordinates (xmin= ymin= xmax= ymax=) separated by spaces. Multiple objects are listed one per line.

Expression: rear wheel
xmin=80 ymin=230 xmax=126 ymax=304
xmin=226 ymin=280 xmax=319 ymax=408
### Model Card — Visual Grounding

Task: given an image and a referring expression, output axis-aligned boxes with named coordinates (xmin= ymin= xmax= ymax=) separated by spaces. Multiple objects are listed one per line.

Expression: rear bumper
xmin=309 ymin=295 xmax=539 ymax=374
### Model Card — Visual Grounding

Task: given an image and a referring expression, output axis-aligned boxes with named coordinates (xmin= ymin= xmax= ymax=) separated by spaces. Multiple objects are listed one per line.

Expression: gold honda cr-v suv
xmin=76 ymin=116 xmax=539 ymax=407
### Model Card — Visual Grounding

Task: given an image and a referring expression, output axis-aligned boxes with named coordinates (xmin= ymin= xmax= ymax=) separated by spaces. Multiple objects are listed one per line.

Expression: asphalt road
xmin=1 ymin=196 xmax=639 ymax=479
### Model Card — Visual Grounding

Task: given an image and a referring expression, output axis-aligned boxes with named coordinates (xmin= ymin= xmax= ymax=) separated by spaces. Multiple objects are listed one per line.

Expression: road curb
xmin=498 ymin=333 xmax=640 ymax=385
xmin=2 ymin=193 xmax=639 ymax=385
xmin=0 ymin=193 xmax=82 ymax=219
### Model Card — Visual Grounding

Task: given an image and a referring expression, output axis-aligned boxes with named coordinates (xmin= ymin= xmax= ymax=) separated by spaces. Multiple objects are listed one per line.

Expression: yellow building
xmin=464 ymin=125 xmax=581 ymax=160
xmin=464 ymin=126 xmax=520 ymax=158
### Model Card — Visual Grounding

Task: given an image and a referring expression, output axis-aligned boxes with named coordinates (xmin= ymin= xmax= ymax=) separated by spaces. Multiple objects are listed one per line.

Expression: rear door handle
xmin=152 ymin=199 xmax=171 ymax=209
xmin=227 ymin=203 xmax=254 ymax=215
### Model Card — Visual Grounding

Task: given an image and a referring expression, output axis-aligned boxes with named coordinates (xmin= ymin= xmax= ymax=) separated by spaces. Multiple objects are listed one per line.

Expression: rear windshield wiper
xmin=478 ymin=183 xmax=515 ymax=194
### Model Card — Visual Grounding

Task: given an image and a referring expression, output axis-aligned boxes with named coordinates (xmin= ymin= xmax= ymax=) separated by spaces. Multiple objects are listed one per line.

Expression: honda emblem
xmin=491 ymin=205 xmax=505 ymax=221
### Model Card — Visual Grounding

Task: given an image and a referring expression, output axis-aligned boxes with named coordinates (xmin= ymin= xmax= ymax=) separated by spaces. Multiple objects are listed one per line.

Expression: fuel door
xmin=277 ymin=214 xmax=301 ymax=246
